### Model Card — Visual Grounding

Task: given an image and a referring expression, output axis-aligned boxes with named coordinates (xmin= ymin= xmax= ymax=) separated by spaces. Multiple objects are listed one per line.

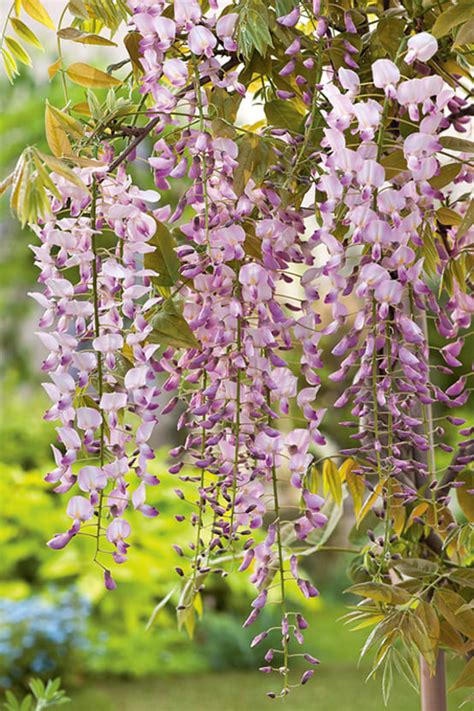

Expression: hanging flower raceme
xmin=297 ymin=50 xmax=474 ymax=572
xmin=31 ymin=163 xmax=164 ymax=588
xmin=122 ymin=0 xmax=332 ymax=694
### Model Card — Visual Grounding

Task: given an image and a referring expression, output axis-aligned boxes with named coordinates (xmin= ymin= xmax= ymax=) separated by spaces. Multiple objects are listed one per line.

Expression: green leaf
xmin=448 ymin=568 xmax=474 ymax=590
xmin=375 ymin=16 xmax=405 ymax=55
xmin=29 ymin=677 xmax=45 ymax=699
xmin=10 ymin=17 xmax=42 ymax=49
xmin=429 ymin=163 xmax=461 ymax=190
xmin=457 ymin=199 xmax=474 ymax=240
xmin=209 ymin=86 xmax=242 ymax=124
xmin=238 ymin=0 xmax=273 ymax=59
xmin=20 ymin=695 xmax=33 ymax=711
xmin=457 ymin=470 xmax=474 ymax=522
xmin=87 ymin=89 xmax=102 ymax=120
xmin=392 ymin=648 xmax=419 ymax=693
xmin=439 ymin=136 xmax=474 ymax=153
xmin=144 ymin=222 xmax=180 ymax=287
xmin=177 ymin=604 xmax=196 ymax=638
xmin=431 ymin=2 xmax=474 ymax=38
xmin=233 ymin=133 xmax=270 ymax=196
xmin=381 ymin=650 xmax=393 ymax=705
xmin=264 ymin=100 xmax=305 ymax=131
xmin=451 ymin=657 xmax=474 ymax=690
xmin=149 ymin=300 xmax=199 ymax=350
xmin=380 ymin=149 xmax=408 ymax=180
xmin=393 ymin=559 xmax=438 ymax=578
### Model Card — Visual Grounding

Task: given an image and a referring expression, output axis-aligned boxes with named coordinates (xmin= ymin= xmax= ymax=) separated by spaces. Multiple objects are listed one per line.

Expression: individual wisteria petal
xmin=66 ymin=496 xmax=94 ymax=522
xmin=372 ymin=59 xmax=400 ymax=98
xmin=405 ymin=32 xmax=438 ymax=64
xmin=277 ymin=7 xmax=300 ymax=26
xmin=188 ymin=25 xmax=217 ymax=56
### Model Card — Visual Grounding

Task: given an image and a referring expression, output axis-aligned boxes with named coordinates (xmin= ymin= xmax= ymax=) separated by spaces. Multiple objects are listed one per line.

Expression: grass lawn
xmin=69 ymin=667 xmax=467 ymax=711
xmin=66 ymin=603 xmax=466 ymax=710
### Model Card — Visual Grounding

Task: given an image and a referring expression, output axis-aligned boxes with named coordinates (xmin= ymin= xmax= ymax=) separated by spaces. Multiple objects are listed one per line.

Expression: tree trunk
xmin=420 ymin=651 xmax=447 ymax=711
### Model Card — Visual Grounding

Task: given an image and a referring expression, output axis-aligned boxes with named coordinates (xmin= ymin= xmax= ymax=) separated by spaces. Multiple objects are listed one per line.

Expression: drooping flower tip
xmin=104 ymin=570 xmax=117 ymax=591
xmin=301 ymin=669 xmax=315 ymax=685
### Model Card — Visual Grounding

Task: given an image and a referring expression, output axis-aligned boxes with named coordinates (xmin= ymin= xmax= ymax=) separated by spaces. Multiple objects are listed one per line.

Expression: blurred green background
xmin=0 ymin=58 xmax=470 ymax=711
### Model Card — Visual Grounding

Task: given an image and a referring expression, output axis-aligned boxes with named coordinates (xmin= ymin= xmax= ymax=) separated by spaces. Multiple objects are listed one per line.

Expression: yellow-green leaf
xmin=177 ymin=604 xmax=196 ymax=638
xmin=347 ymin=582 xmax=411 ymax=606
xmin=454 ymin=18 xmax=474 ymax=47
xmin=45 ymin=102 xmax=72 ymax=157
xmin=432 ymin=2 xmax=474 ymax=38
xmin=21 ymin=0 xmax=55 ymax=30
xmin=415 ymin=601 xmax=440 ymax=651
xmin=436 ymin=207 xmax=462 ymax=226
xmin=57 ymin=27 xmax=117 ymax=46
xmin=434 ymin=589 xmax=474 ymax=640
xmin=357 ymin=482 xmax=382 ymax=526
xmin=10 ymin=17 xmax=42 ymax=49
xmin=71 ymin=101 xmax=92 ymax=116
xmin=2 ymin=47 xmax=19 ymax=82
xmin=48 ymin=57 xmax=62 ymax=80
xmin=68 ymin=0 xmax=89 ymax=20
xmin=343 ymin=459 xmax=364 ymax=516
xmin=124 ymin=31 xmax=143 ymax=72
xmin=194 ymin=592 xmax=203 ymax=619
xmin=323 ymin=459 xmax=342 ymax=507
xmin=10 ymin=153 xmax=27 ymax=214
xmin=5 ymin=36 xmax=31 ymax=66
xmin=339 ymin=458 xmax=356 ymax=483
xmin=0 ymin=172 xmax=14 ymax=197
xmin=439 ymin=619 xmax=468 ymax=654
xmin=66 ymin=62 xmax=122 ymax=88
xmin=47 ymin=103 xmax=84 ymax=140
xmin=35 ymin=150 xmax=88 ymax=192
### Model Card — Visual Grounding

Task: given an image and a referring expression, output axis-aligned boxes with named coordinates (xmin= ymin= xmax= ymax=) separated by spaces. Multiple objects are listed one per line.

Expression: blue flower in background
xmin=0 ymin=589 xmax=91 ymax=687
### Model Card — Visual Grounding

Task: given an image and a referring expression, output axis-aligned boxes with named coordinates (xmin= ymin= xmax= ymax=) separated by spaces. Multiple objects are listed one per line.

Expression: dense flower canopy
xmin=2 ymin=0 xmax=473 ymax=702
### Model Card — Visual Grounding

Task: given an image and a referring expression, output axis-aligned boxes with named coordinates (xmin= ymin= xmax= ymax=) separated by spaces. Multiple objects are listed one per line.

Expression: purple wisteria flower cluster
xmin=23 ymin=0 xmax=473 ymax=699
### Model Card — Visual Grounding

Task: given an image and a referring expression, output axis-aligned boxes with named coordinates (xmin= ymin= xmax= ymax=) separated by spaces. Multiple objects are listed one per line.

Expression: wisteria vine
xmin=4 ymin=0 xmax=474 ymax=702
